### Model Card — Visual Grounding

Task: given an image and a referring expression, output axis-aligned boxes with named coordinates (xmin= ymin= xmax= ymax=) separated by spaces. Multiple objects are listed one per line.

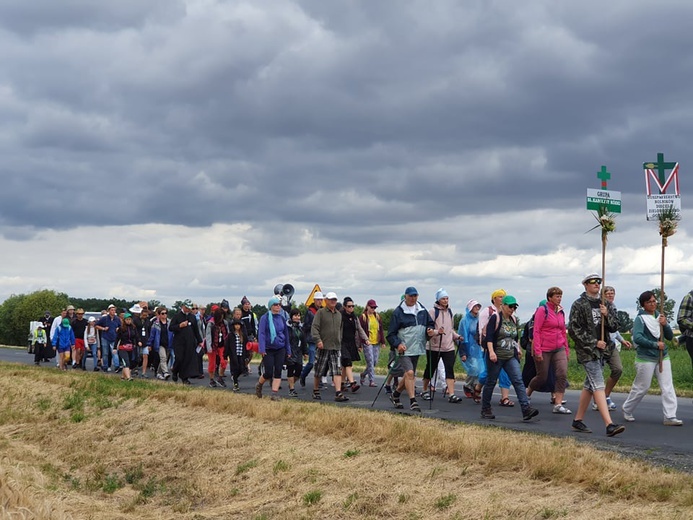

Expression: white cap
xmin=313 ymin=291 xmax=324 ymax=300
xmin=129 ymin=304 xmax=143 ymax=314
xmin=88 ymin=316 xmax=96 ymax=322
xmin=324 ymin=292 xmax=338 ymax=300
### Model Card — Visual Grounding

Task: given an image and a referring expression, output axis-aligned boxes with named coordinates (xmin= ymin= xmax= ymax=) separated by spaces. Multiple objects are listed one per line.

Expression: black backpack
xmin=520 ymin=304 xmax=549 ymax=351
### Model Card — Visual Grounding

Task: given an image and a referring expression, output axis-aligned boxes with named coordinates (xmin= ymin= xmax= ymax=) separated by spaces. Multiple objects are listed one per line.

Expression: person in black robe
xmin=170 ymin=302 xmax=203 ymax=384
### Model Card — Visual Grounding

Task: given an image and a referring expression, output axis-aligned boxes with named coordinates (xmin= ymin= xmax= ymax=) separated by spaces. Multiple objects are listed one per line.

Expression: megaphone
xmin=281 ymin=284 xmax=295 ymax=298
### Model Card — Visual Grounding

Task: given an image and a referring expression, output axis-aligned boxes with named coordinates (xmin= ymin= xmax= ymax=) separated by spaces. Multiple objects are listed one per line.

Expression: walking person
xmin=358 ymin=299 xmax=385 ymax=387
xmin=205 ymin=307 xmax=229 ymax=388
xmin=340 ymin=297 xmax=368 ymax=392
xmin=228 ymin=319 xmax=247 ymax=392
xmin=52 ymin=318 xmax=75 ymax=371
xmin=479 ymin=290 xmax=515 ymax=408
xmin=311 ymin=292 xmax=349 ymax=402
xmin=149 ymin=307 xmax=173 ymax=380
xmin=286 ymin=308 xmax=307 ymax=397
xmin=115 ymin=313 xmax=138 ymax=381
xmin=71 ymin=309 xmax=88 ymax=370
xmin=622 ymin=291 xmax=682 ymax=426
xmin=421 ymin=289 xmax=463 ymax=403
xmin=386 ymin=286 xmax=436 ymax=413
xmin=32 ymin=324 xmax=48 ymax=366
xmin=458 ymin=299 xmax=483 ymax=403
xmin=96 ymin=304 xmax=121 ymax=372
xmin=255 ymin=297 xmax=290 ymax=401
xmin=84 ymin=317 xmax=101 ymax=371
xmin=526 ymin=287 xmax=571 ymax=415
xmin=170 ymin=302 xmax=204 ymax=385
xmin=480 ymin=296 xmax=538 ymax=421
xmin=568 ymin=274 xmax=625 ymax=437
xmin=300 ymin=292 xmax=324 ymax=387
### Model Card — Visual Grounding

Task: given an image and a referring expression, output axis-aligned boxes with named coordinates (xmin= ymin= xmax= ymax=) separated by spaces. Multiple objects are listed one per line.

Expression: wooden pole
xmin=601 ymin=233 xmax=606 ymax=341
xmin=659 ymin=236 xmax=666 ymax=373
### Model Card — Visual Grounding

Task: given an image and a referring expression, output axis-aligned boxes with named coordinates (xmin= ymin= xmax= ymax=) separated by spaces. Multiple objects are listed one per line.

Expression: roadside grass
xmin=1 ymin=362 xmax=693 ymax=519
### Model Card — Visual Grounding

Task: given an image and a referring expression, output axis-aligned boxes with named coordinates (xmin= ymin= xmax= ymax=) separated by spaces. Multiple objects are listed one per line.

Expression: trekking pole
xmin=370 ymin=353 xmax=399 ymax=408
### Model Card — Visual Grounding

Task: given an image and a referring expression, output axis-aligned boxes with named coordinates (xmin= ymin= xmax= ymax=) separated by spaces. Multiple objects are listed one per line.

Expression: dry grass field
xmin=1 ymin=362 xmax=692 ymax=520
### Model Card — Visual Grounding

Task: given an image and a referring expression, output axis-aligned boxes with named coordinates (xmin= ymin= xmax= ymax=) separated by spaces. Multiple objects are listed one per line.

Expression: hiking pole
xmin=370 ymin=353 xmax=399 ymax=408
xmin=428 ymin=331 xmax=446 ymax=409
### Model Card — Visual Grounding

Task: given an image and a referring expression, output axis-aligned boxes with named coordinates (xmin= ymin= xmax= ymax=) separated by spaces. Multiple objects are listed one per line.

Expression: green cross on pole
xmin=597 ymin=165 xmax=610 ymax=189
xmin=643 ymin=152 xmax=676 ymax=193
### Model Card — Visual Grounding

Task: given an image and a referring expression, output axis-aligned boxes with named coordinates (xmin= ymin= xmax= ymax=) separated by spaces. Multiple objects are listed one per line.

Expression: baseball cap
xmin=366 ymin=299 xmax=377 ymax=308
xmin=324 ymin=292 xmax=338 ymax=300
xmin=502 ymin=295 xmax=518 ymax=306
xmin=582 ymin=273 xmax=602 ymax=284
xmin=313 ymin=291 xmax=324 ymax=300
xmin=404 ymin=286 xmax=418 ymax=296
xmin=66 ymin=305 xmax=75 ymax=311
xmin=107 ymin=304 xmax=116 ymax=310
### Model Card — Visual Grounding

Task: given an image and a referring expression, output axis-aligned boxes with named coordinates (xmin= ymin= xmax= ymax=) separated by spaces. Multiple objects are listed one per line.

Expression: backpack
xmin=482 ymin=312 xmax=518 ymax=349
xmin=520 ymin=305 xmax=549 ymax=351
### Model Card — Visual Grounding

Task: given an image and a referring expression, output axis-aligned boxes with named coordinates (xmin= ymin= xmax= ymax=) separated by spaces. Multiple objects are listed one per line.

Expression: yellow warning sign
xmin=304 ymin=284 xmax=324 ymax=308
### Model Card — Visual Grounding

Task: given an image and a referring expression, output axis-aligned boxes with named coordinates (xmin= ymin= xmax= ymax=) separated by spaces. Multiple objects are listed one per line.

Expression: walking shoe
xmin=270 ymin=393 xmax=281 ymax=401
xmin=606 ymin=397 xmax=617 ymax=410
xmin=335 ymin=392 xmax=349 ymax=402
xmin=115 ymin=367 xmax=122 ymax=373
xmin=216 ymin=377 xmax=226 ymax=388
xmin=622 ymin=410 xmax=635 ymax=422
xmin=385 ymin=385 xmax=392 ymax=394
xmin=140 ymin=373 xmax=149 ymax=379
xmin=552 ymin=405 xmax=572 ymax=414
xmin=182 ymin=379 xmax=191 ymax=385
xmin=209 ymin=379 xmax=218 ymax=388
xmin=255 ymin=382 xmax=263 ymax=399
xmin=156 ymin=374 xmax=165 ymax=380
xmin=571 ymin=420 xmax=592 ymax=433
xmin=522 ymin=407 xmax=539 ymax=421
xmin=233 ymin=383 xmax=240 ymax=392
xmin=288 ymin=389 xmax=299 ymax=397
xmin=349 ymin=381 xmax=360 ymax=393
xmin=480 ymin=408 xmax=495 ymax=420
xmin=312 ymin=391 xmax=322 ymax=400
xmin=390 ymin=394 xmax=403 ymax=409
xmin=663 ymin=418 xmax=683 ymax=426
xmin=164 ymin=373 xmax=171 ymax=380
xmin=591 ymin=402 xmax=599 ymax=411
xmin=463 ymin=386 xmax=473 ymax=398
xmin=410 ymin=400 xmax=421 ymax=412
xmin=606 ymin=423 xmax=625 ymax=437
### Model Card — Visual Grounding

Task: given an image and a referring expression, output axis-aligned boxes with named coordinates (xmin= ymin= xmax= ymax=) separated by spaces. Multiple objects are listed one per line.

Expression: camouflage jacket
xmin=568 ymin=292 xmax=618 ymax=365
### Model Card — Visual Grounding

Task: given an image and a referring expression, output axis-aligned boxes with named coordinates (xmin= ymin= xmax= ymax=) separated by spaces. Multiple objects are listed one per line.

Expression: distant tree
xmin=147 ymin=299 xmax=162 ymax=310
xmin=0 ymin=290 xmax=70 ymax=346
xmin=635 ymin=289 xmax=676 ymax=322
xmin=253 ymin=304 xmax=268 ymax=319
xmin=616 ymin=310 xmax=633 ymax=333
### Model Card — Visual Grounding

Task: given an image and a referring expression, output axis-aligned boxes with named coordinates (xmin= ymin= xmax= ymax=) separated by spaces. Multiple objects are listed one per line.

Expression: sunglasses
xmin=585 ymin=278 xmax=602 ymax=285
xmin=160 ymin=312 xmax=167 ymax=315
xmin=507 ymin=304 xmax=518 ymax=310
xmin=345 ymin=304 xmax=354 ymax=308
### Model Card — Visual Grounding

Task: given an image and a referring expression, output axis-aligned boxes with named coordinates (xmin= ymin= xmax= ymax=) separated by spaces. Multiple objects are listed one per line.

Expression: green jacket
xmin=633 ymin=310 xmax=673 ymax=362
xmin=568 ymin=292 xmax=618 ymax=365
xmin=311 ymin=307 xmax=342 ymax=350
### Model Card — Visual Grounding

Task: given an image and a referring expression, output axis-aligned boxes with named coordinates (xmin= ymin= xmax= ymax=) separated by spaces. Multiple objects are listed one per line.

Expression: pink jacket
xmin=533 ymin=304 xmax=569 ymax=359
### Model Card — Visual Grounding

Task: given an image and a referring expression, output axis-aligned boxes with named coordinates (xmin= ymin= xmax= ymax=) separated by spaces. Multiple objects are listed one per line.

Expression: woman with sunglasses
xmin=621 ymin=291 xmax=681 ymax=426
xmin=481 ymin=295 xmax=538 ymax=421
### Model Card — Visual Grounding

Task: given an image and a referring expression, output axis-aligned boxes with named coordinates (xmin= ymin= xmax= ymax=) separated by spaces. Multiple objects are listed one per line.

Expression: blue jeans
xmin=101 ymin=338 xmax=118 ymax=369
xmin=300 ymin=343 xmax=316 ymax=380
xmin=481 ymin=353 xmax=530 ymax=411
xmin=84 ymin=342 xmax=99 ymax=369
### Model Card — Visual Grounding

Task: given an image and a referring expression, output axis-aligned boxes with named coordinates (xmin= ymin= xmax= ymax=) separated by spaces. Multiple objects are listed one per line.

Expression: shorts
xmin=286 ymin=363 xmax=301 ymax=378
xmin=74 ymin=338 xmax=85 ymax=351
xmin=582 ymin=359 xmax=606 ymax=392
xmin=140 ymin=346 xmax=150 ymax=356
xmin=388 ymin=350 xmax=404 ymax=377
xmin=314 ymin=349 xmax=341 ymax=379
xmin=399 ymin=355 xmax=419 ymax=374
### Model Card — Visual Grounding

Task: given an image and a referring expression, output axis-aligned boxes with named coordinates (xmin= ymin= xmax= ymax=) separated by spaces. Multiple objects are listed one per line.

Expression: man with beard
xmin=170 ymin=302 xmax=204 ymax=385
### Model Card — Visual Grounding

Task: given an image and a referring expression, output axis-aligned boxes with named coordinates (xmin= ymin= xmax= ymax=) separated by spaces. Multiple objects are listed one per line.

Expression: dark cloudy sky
xmin=1 ymin=0 xmax=692 ymax=318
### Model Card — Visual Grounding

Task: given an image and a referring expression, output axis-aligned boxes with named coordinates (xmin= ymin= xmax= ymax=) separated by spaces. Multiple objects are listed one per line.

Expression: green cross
xmin=597 ymin=165 xmax=610 ymax=189
xmin=643 ymin=152 xmax=676 ymax=191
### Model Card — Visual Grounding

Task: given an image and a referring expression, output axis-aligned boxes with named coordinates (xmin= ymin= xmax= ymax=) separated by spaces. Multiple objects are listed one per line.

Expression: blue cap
xmin=405 ymin=286 xmax=418 ymax=296
xmin=268 ymin=296 xmax=281 ymax=307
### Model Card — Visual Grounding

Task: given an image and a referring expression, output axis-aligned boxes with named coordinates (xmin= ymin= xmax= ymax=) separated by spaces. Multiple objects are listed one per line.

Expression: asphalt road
xmin=3 ymin=346 xmax=692 ymax=472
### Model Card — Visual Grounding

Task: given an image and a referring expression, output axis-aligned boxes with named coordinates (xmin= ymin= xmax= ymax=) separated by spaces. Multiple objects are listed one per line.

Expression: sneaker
xmin=209 ymin=379 xmax=218 ymax=388
xmin=349 ymin=381 xmax=360 ymax=393
xmin=115 ymin=367 xmax=122 ymax=373
xmin=480 ymin=408 xmax=495 ymax=420
xmin=270 ymin=393 xmax=281 ymax=401
xmin=255 ymin=382 xmax=263 ymax=399
xmin=335 ymin=392 xmax=349 ymax=402
xmin=606 ymin=397 xmax=617 ymax=410
xmin=622 ymin=410 xmax=635 ymax=422
xmin=216 ymin=377 xmax=226 ymax=388
xmin=390 ymin=394 xmax=403 ymax=409
xmin=233 ymin=383 xmax=240 ymax=392
xmin=552 ymin=405 xmax=572 ymax=415
xmin=591 ymin=402 xmax=599 ymax=411
xmin=572 ymin=420 xmax=592 ymax=433
xmin=288 ymin=389 xmax=299 ymax=397
xmin=522 ymin=407 xmax=539 ymax=421
xmin=663 ymin=418 xmax=683 ymax=426
xmin=105 ymin=368 xmax=112 ymax=373
xmin=312 ymin=391 xmax=322 ymax=400
xmin=410 ymin=400 xmax=421 ymax=412
xmin=606 ymin=423 xmax=625 ymax=437
xmin=156 ymin=374 xmax=165 ymax=380
xmin=164 ymin=373 xmax=171 ymax=380
xmin=385 ymin=385 xmax=392 ymax=394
